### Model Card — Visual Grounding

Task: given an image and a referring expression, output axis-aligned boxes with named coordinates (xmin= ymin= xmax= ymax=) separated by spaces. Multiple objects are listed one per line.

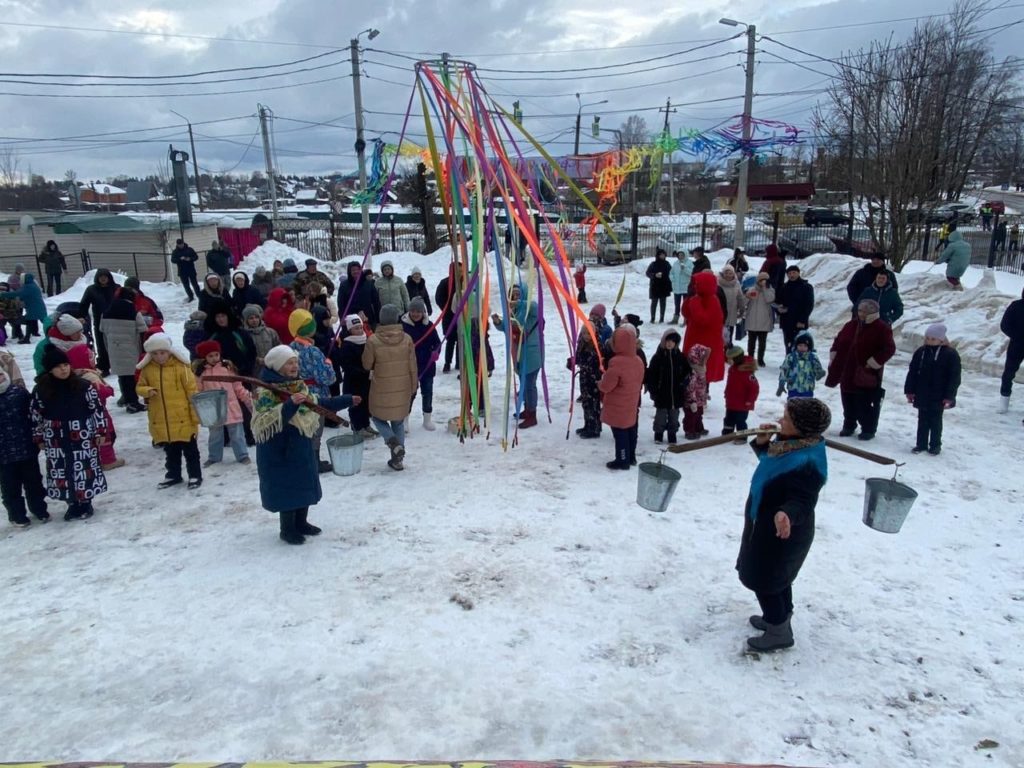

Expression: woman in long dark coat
xmin=252 ymin=345 xmax=356 ymax=545
xmin=646 ymin=249 xmax=673 ymax=324
xmin=737 ymin=397 xmax=830 ymax=652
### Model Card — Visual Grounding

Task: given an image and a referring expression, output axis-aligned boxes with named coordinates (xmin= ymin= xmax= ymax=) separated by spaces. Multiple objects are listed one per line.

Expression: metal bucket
xmin=326 ymin=433 xmax=364 ymax=476
xmin=862 ymin=477 xmax=918 ymax=533
xmin=636 ymin=461 xmax=682 ymax=512
xmin=191 ymin=390 xmax=227 ymax=428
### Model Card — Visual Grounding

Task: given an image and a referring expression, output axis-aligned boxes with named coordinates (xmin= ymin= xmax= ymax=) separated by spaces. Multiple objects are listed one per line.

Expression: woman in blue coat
xmin=252 ymin=345 xmax=357 ymax=545
xmin=491 ymin=282 xmax=543 ymax=429
xmin=0 ymin=273 xmax=46 ymax=343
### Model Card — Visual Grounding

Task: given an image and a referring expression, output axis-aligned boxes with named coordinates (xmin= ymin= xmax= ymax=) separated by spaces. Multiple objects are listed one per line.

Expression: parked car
xmin=596 ymin=229 xmax=658 ymax=265
xmin=829 ymin=227 xmax=884 ymax=259
xmin=931 ymin=202 xmax=975 ymax=224
xmin=781 ymin=227 xmax=838 ymax=259
xmin=803 ymin=206 xmax=851 ymax=227
xmin=982 ymin=200 xmax=1006 ymax=215
xmin=657 ymin=226 xmax=708 ymax=255
xmin=720 ymin=227 xmax=773 ymax=255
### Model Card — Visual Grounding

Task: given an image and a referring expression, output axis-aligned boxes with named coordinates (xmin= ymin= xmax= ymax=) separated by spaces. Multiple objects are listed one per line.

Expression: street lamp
xmin=574 ymin=93 xmax=609 ymax=155
xmin=170 ymin=109 xmax=204 ymax=211
xmin=720 ymin=17 xmax=756 ymax=249
xmin=351 ymin=27 xmax=380 ymax=259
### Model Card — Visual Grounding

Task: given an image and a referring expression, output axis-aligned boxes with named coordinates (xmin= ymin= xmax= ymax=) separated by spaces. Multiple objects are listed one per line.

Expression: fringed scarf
xmin=748 ymin=436 xmax=828 ymax=522
xmin=251 ymin=376 xmax=321 ymax=444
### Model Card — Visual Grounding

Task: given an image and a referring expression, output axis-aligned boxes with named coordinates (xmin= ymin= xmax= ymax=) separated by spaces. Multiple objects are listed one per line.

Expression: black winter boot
xmin=654 ymin=432 xmax=664 ymax=444
xmin=279 ymin=511 xmax=305 ymax=545
xmin=296 ymin=508 xmax=321 ymax=536
xmin=747 ymin=616 xmax=794 ymax=652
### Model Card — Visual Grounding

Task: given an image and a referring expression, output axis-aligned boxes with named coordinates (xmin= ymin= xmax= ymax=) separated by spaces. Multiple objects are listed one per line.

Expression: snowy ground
xmin=1 ymin=247 xmax=1023 ymax=767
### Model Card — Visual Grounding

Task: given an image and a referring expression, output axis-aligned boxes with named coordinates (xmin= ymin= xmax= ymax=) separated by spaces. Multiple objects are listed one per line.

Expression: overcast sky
xmin=0 ymin=0 xmax=1018 ymax=182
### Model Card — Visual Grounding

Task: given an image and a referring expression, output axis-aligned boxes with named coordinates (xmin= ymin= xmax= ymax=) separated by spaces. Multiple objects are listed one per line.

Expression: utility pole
xmin=658 ymin=98 xmax=677 ymax=214
xmin=350 ymin=28 xmax=379 ymax=259
xmin=574 ymin=93 xmax=609 ymax=156
xmin=720 ymin=18 xmax=757 ymax=248
xmin=258 ymin=104 xmax=279 ymax=225
xmin=171 ymin=110 xmax=204 ymax=211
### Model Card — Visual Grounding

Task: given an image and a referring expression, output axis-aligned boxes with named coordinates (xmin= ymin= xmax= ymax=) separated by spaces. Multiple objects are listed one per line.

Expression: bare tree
xmin=815 ymin=0 xmax=1021 ymax=268
xmin=620 ymin=114 xmax=650 ymax=147
xmin=0 ymin=146 xmax=22 ymax=187
xmin=64 ymin=169 xmax=77 ymax=184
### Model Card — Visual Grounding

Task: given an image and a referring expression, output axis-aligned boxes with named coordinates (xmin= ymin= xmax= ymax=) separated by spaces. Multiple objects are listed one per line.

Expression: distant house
xmin=126 ymin=181 xmax=160 ymax=210
xmin=294 ymin=188 xmax=327 ymax=204
xmin=713 ymin=183 xmax=815 ymax=214
xmin=79 ymin=183 xmax=128 ymax=206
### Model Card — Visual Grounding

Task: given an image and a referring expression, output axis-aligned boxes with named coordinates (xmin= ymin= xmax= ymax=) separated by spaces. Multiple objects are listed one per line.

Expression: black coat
xmin=736 ymin=441 xmax=825 ymax=594
xmin=776 ymin=278 xmax=815 ymax=330
xmin=171 ymin=245 xmax=200 ymax=276
xmin=79 ymin=269 xmax=117 ymax=326
xmin=203 ymin=302 xmax=257 ymax=375
xmin=904 ymin=344 xmax=962 ymax=409
xmin=435 ymin=276 xmax=456 ymax=323
xmin=231 ymin=274 xmax=265 ymax=316
xmin=1001 ymin=298 xmax=1024 ymax=352
xmin=338 ymin=339 xmax=370 ymax=397
xmin=644 ymin=346 xmax=691 ymax=409
xmin=206 ymin=247 xmax=233 ymax=276
xmin=338 ymin=270 xmax=381 ymax=328
xmin=646 ymin=258 xmax=672 ymax=299
xmin=406 ymin=276 xmax=433 ymax=315
xmin=846 ymin=264 xmax=898 ymax=306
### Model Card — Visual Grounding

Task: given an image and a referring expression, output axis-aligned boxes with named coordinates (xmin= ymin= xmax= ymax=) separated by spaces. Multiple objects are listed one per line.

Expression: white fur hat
xmin=142 ymin=333 xmax=172 ymax=352
xmin=264 ymin=344 xmax=298 ymax=372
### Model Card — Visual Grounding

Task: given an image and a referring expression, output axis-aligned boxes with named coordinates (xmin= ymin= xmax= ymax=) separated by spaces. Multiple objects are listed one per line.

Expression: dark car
xmin=829 ymin=227 xmax=884 ymax=260
xmin=803 ymin=206 xmax=851 ymax=227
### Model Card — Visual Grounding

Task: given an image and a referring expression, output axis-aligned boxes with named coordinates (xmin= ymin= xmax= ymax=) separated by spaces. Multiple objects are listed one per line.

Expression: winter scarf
xmin=251 ymin=372 xmax=321 ymax=443
xmin=748 ymin=437 xmax=828 ymax=523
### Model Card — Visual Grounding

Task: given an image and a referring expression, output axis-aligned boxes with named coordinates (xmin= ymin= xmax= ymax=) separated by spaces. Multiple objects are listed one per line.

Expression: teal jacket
xmin=495 ymin=297 xmax=543 ymax=374
xmin=937 ymin=231 xmax=971 ymax=279
xmin=669 ymin=257 xmax=693 ymax=295
xmin=0 ymin=273 xmax=46 ymax=321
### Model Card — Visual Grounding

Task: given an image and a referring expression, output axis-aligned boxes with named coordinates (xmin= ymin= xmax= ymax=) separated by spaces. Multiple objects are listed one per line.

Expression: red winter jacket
xmin=682 ymin=271 xmax=726 ymax=382
xmin=826 ymin=316 xmax=896 ymax=391
xmin=264 ymin=287 xmax=296 ymax=345
xmin=724 ymin=356 xmax=760 ymax=411
xmin=574 ymin=266 xmax=586 ymax=290
xmin=599 ymin=327 xmax=646 ymax=428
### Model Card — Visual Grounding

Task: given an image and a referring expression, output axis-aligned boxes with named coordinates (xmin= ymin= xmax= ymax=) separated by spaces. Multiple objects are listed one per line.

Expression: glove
xmin=688 ymin=403 xmax=698 ymax=413
xmin=943 ymin=399 xmax=954 ymax=409
xmin=776 ymin=384 xmax=785 ymax=397
xmin=906 ymin=394 xmax=915 ymax=404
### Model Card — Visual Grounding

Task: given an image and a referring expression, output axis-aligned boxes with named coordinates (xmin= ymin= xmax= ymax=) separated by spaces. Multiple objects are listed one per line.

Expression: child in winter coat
xmin=599 ymin=326 xmax=646 ymax=469
xmin=683 ymin=344 xmax=711 ymax=440
xmin=723 ymin=345 xmax=759 ymax=438
xmin=0 ymin=368 xmax=49 ymax=526
xmin=777 ymin=330 xmax=826 ymax=399
xmin=338 ymin=314 xmax=375 ymax=438
xmin=904 ymin=322 xmax=962 ymax=455
xmin=66 ymin=344 xmax=123 ymax=471
xmin=645 ymin=328 xmax=692 ymax=444
xmin=289 ymin=309 xmax=336 ymax=473
xmin=182 ymin=310 xmax=207 ymax=360
xmin=241 ymin=304 xmax=280 ymax=371
xmin=574 ymin=263 xmax=587 ymax=303
xmin=137 ymin=333 xmax=202 ymax=490
xmin=403 ymin=297 xmax=442 ymax=430
xmin=194 ymin=339 xmax=254 ymax=466
xmin=30 ymin=345 xmax=108 ymax=520
xmin=574 ymin=303 xmax=612 ymax=439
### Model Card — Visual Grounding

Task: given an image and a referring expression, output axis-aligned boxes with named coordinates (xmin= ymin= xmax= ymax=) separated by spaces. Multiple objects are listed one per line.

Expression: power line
xmin=0 ymin=48 xmax=345 ymax=80
xmin=762 ymin=3 xmax=1024 ymax=36
xmin=0 ymin=74 xmax=352 ymax=99
xmin=0 ymin=115 xmax=254 ymax=146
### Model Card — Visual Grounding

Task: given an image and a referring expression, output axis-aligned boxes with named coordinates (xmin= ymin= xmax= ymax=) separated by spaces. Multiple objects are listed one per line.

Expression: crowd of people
xmin=2 ymin=236 xmax=1023 ymax=653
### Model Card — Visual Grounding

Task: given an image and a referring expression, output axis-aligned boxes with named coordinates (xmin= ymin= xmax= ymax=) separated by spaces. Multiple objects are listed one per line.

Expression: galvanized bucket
xmin=862 ymin=477 xmax=918 ymax=533
xmin=636 ymin=461 xmax=682 ymax=512
xmin=191 ymin=390 xmax=227 ymax=428
xmin=326 ymin=433 xmax=364 ymax=476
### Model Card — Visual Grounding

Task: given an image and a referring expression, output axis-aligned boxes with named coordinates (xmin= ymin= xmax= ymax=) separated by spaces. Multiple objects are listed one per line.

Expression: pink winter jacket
xmin=599 ymin=327 xmax=646 ymax=429
xmin=196 ymin=361 xmax=253 ymax=425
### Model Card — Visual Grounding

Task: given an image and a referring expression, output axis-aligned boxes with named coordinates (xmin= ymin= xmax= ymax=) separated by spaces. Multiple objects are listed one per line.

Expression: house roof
xmin=716 ymin=183 xmax=815 ymax=200
xmin=125 ymin=181 xmax=157 ymax=204
xmin=84 ymin=183 xmax=128 ymax=195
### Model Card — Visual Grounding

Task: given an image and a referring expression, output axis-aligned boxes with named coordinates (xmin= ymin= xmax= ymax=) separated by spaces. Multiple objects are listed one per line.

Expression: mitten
xmin=942 ymin=398 xmax=954 ymax=409
xmin=906 ymin=394 xmax=915 ymax=404
xmin=776 ymin=384 xmax=785 ymax=397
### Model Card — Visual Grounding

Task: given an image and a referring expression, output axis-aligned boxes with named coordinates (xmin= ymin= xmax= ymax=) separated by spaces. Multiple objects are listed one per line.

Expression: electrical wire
xmin=0 ymin=74 xmax=352 ymax=99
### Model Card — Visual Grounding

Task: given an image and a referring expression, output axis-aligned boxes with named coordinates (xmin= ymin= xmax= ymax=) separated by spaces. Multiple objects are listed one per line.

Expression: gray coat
xmin=99 ymin=313 xmax=147 ymax=376
xmin=744 ymin=284 xmax=776 ymax=333
xmin=375 ymin=274 xmax=410 ymax=312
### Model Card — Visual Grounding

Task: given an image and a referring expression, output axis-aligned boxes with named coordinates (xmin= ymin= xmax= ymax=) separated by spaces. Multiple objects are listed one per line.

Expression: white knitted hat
xmin=264 ymin=344 xmax=298 ymax=372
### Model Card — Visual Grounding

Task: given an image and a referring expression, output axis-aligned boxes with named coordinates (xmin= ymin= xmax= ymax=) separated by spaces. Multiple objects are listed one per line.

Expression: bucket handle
xmin=890 ymin=461 xmax=905 ymax=483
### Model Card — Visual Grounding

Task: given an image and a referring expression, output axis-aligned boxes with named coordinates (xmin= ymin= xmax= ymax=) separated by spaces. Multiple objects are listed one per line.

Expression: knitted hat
xmin=66 ymin=344 xmax=94 ymax=370
xmin=264 ymin=344 xmax=297 ymax=373
xmin=786 ymin=264 xmax=801 ymax=273
xmin=242 ymin=304 xmax=263 ymax=321
xmin=787 ymin=397 xmax=832 ymax=437
xmin=41 ymin=344 xmax=70 ymax=372
xmin=190 ymin=310 xmax=207 ymax=322
xmin=757 ymin=271 xmax=770 ymax=282
xmin=725 ymin=345 xmax=745 ymax=361
xmin=858 ymin=299 xmax=881 ymax=315
xmin=305 ymin=258 xmax=317 ymax=267
xmin=411 ymin=265 xmax=422 ymax=276
xmin=143 ymin=333 xmax=173 ymax=353
xmin=196 ymin=340 xmax=221 ymax=359
xmin=56 ymin=314 xmax=83 ymax=337
xmin=288 ymin=309 xmax=316 ymax=338
xmin=408 ymin=297 xmax=428 ymax=315
xmin=590 ymin=303 xmax=607 ymax=319
xmin=283 ymin=258 xmax=296 ymax=269
xmin=345 ymin=314 xmax=363 ymax=331
xmin=925 ymin=322 xmax=948 ymax=341
xmin=379 ymin=304 xmax=401 ymax=326
xmin=123 ymin=276 xmax=141 ymax=291
xmin=381 ymin=260 xmax=394 ymax=272
xmin=623 ymin=313 xmax=643 ymax=328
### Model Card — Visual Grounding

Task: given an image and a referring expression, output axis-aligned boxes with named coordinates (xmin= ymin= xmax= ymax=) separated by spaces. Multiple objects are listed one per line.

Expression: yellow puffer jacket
xmin=137 ymin=357 xmax=199 ymax=443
